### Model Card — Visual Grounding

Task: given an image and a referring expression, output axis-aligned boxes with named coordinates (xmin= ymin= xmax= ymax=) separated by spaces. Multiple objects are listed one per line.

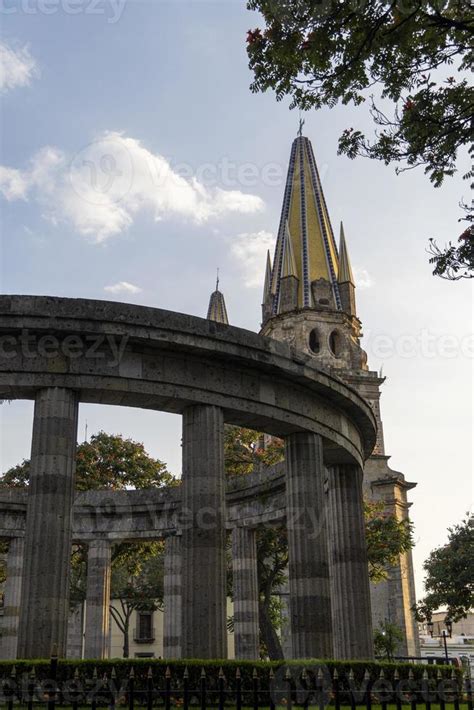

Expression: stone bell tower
xmin=261 ymin=133 xmax=420 ymax=656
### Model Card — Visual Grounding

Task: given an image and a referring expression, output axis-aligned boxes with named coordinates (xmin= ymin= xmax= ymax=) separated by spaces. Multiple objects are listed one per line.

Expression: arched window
xmin=329 ymin=330 xmax=342 ymax=357
xmin=309 ymin=329 xmax=321 ymax=354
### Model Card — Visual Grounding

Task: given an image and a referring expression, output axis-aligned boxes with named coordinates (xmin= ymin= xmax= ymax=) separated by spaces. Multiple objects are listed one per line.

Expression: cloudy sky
xmin=0 ymin=0 xmax=472 ymax=596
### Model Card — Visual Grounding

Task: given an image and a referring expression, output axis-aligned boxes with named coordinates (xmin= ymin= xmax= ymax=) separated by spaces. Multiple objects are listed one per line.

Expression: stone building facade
xmin=259 ymin=133 xmax=420 ymax=656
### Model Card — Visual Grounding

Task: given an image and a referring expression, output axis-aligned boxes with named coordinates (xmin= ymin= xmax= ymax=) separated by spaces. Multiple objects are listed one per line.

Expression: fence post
xmin=236 ymin=667 xmax=242 ymax=710
xmin=128 ymin=668 xmax=135 ymax=710
xmin=183 ymin=667 xmax=189 ymax=710
xmin=200 ymin=668 xmax=206 ymax=710
xmin=269 ymin=668 xmax=276 ymax=710
xmin=285 ymin=667 xmax=293 ymax=710
xmin=165 ymin=666 xmax=171 ymax=710
xmin=349 ymin=669 xmax=356 ymax=710
xmin=218 ymin=668 xmax=226 ymax=710
xmin=252 ymin=668 xmax=259 ymax=710
xmin=333 ymin=668 xmax=340 ymax=710
xmin=71 ymin=667 xmax=80 ymax=710
xmin=27 ymin=668 xmax=36 ymax=710
xmin=394 ymin=669 xmax=402 ymax=710
xmin=146 ymin=667 xmax=153 ymax=710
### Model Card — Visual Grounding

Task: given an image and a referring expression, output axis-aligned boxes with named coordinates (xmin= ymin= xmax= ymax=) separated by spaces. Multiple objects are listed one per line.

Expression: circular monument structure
xmin=0 ymin=295 xmax=377 ymax=661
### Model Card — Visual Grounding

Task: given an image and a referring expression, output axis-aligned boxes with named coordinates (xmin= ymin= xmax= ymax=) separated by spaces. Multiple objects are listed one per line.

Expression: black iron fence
xmin=1 ymin=655 xmax=472 ymax=710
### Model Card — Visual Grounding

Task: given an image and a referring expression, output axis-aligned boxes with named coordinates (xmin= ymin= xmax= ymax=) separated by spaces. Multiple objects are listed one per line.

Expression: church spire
xmin=270 ymin=134 xmax=341 ymax=314
xmin=207 ymin=272 xmax=229 ymax=324
xmin=338 ymin=222 xmax=356 ymax=316
xmin=261 ymin=250 xmax=273 ymax=324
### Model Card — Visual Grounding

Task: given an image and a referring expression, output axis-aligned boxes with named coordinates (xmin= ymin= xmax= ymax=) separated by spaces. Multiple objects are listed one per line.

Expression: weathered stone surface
xmin=327 ymin=463 xmax=374 ymax=659
xmin=181 ymin=405 xmax=227 ymax=659
xmin=84 ymin=539 xmax=111 ymax=659
xmin=0 ymin=296 xmax=376 ymax=466
xmin=163 ymin=534 xmax=182 ymax=659
xmin=286 ymin=433 xmax=333 ymax=658
xmin=0 ymin=537 xmax=24 ymax=659
xmin=17 ymin=387 xmax=78 ymax=659
xmin=232 ymin=526 xmax=259 ymax=660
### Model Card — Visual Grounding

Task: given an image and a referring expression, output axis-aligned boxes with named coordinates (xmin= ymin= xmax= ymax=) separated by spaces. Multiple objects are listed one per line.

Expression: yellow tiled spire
xmin=281 ymin=221 xmax=298 ymax=278
xmin=338 ymin=222 xmax=355 ymax=285
xmin=270 ymin=135 xmax=341 ymax=313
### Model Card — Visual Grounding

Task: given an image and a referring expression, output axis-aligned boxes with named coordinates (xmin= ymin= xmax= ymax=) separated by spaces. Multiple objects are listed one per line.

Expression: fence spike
xmin=364 ymin=669 xmax=371 ymax=681
xmin=302 ymin=668 xmax=308 ymax=680
xmin=201 ymin=667 xmax=206 ymax=679
xmin=333 ymin=668 xmax=339 ymax=680
xmin=10 ymin=665 xmax=16 ymax=679
xmin=165 ymin=666 xmax=171 ymax=679
xmin=147 ymin=667 xmax=153 ymax=679
xmin=285 ymin=667 xmax=292 ymax=681
xmin=111 ymin=667 xmax=117 ymax=680
xmin=30 ymin=667 xmax=36 ymax=679
xmin=423 ymin=669 xmax=429 ymax=680
xmin=74 ymin=668 xmax=80 ymax=680
xmin=129 ymin=667 xmax=134 ymax=679
xmin=93 ymin=667 xmax=98 ymax=680
xmin=437 ymin=669 xmax=442 ymax=680
xmin=349 ymin=669 xmax=354 ymax=681
xmin=235 ymin=667 xmax=241 ymax=680
xmin=183 ymin=666 xmax=189 ymax=679
xmin=408 ymin=669 xmax=414 ymax=680
xmin=269 ymin=668 xmax=274 ymax=680
xmin=379 ymin=669 xmax=385 ymax=680
xmin=253 ymin=668 xmax=259 ymax=679
xmin=317 ymin=668 xmax=324 ymax=680
xmin=394 ymin=669 xmax=399 ymax=681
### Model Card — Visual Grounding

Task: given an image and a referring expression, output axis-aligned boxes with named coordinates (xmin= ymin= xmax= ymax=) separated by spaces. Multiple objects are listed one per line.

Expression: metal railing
xmin=1 ymin=655 xmax=473 ymax=709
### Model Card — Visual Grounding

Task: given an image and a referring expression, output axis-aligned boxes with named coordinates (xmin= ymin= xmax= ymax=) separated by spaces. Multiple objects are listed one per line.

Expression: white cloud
xmin=230 ymin=230 xmax=275 ymax=288
xmin=0 ymin=41 xmax=38 ymax=92
xmin=0 ymin=132 xmax=265 ymax=242
xmin=353 ymin=267 xmax=374 ymax=289
xmin=104 ymin=281 xmax=143 ymax=295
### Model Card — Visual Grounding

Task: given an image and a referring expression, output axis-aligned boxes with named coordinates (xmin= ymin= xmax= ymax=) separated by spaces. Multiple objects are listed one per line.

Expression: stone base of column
xmin=181 ymin=405 xmax=227 ymax=659
xmin=0 ymin=537 xmax=25 ymax=660
xmin=286 ymin=432 xmax=333 ymax=659
xmin=17 ymin=387 xmax=79 ymax=659
xmin=232 ymin=526 xmax=259 ymax=660
xmin=327 ymin=463 xmax=374 ymax=659
xmin=163 ymin=534 xmax=182 ymax=659
xmin=84 ymin=540 xmax=111 ymax=659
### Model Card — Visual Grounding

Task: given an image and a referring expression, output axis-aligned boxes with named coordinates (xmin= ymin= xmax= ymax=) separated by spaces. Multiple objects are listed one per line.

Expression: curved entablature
xmin=0 ymin=295 xmax=376 ymax=465
xmin=0 ymin=465 xmax=287 ymax=541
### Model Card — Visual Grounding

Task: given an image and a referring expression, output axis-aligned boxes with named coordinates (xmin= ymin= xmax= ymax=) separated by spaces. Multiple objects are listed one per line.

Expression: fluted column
xmin=163 ymin=534 xmax=182 ymax=658
xmin=84 ymin=539 xmax=111 ymax=659
xmin=327 ymin=463 xmax=374 ymax=659
xmin=17 ymin=387 xmax=78 ymax=659
xmin=232 ymin=526 xmax=259 ymax=660
xmin=181 ymin=405 xmax=227 ymax=658
xmin=285 ymin=432 xmax=333 ymax=658
xmin=0 ymin=537 xmax=25 ymax=659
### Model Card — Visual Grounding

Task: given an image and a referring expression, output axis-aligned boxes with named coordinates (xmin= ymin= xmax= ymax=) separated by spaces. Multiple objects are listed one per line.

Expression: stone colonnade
xmin=2 ymin=391 xmax=373 ymax=661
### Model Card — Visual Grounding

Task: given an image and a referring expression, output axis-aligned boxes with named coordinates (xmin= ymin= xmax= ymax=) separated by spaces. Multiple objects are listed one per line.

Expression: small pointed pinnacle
xmin=201 ymin=668 xmax=206 ymax=679
xmin=219 ymin=667 xmax=225 ymax=679
xmin=93 ymin=667 xmax=98 ymax=680
xmin=379 ymin=669 xmax=385 ymax=680
xmin=10 ymin=665 xmax=16 ymax=679
xmin=285 ymin=667 xmax=292 ymax=680
xmin=111 ymin=667 xmax=117 ymax=680
xmin=128 ymin=667 xmax=134 ymax=679
xmin=253 ymin=668 xmax=258 ymax=679
xmin=30 ymin=667 xmax=36 ymax=679
xmin=409 ymin=669 xmax=414 ymax=680
xmin=333 ymin=668 xmax=339 ymax=680
xmin=74 ymin=668 xmax=80 ymax=680
xmin=183 ymin=667 xmax=189 ymax=679
xmin=301 ymin=668 xmax=308 ymax=680
xmin=348 ymin=668 xmax=354 ymax=680
xmin=165 ymin=666 xmax=171 ymax=679
xmin=364 ymin=669 xmax=371 ymax=681
xmin=269 ymin=668 xmax=274 ymax=680
xmin=394 ymin=669 xmax=400 ymax=680
xmin=317 ymin=668 xmax=324 ymax=680
xmin=235 ymin=667 xmax=241 ymax=679
xmin=437 ymin=669 xmax=443 ymax=680
xmin=423 ymin=669 xmax=429 ymax=680
xmin=147 ymin=667 xmax=153 ymax=679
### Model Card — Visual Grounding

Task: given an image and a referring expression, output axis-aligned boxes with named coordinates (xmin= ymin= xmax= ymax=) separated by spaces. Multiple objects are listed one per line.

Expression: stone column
xmin=181 ymin=405 xmax=227 ymax=658
xmin=1 ymin=537 xmax=25 ymax=659
xmin=17 ymin=387 xmax=79 ymax=659
xmin=285 ymin=432 xmax=333 ymax=658
xmin=163 ymin=534 xmax=182 ymax=658
xmin=232 ymin=526 xmax=259 ymax=660
xmin=327 ymin=463 xmax=374 ymax=659
xmin=84 ymin=539 xmax=111 ymax=659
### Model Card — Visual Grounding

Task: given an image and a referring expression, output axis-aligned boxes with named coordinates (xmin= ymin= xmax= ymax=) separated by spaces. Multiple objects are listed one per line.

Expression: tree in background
xmin=246 ymin=0 xmax=473 ymax=278
xmin=373 ymin=620 xmax=405 ymax=661
xmin=415 ymin=514 xmax=473 ymax=623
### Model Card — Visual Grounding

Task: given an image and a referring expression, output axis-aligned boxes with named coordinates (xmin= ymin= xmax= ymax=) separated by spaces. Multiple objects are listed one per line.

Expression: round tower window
xmin=309 ymin=329 xmax=321 ymax=354
xmin=329 ymin=330 xmax=342 ymax=357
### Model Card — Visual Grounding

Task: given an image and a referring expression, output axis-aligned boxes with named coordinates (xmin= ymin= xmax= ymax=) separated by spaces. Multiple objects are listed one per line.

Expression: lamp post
xmin=427 ymin=617 xmax=453 ymax=662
